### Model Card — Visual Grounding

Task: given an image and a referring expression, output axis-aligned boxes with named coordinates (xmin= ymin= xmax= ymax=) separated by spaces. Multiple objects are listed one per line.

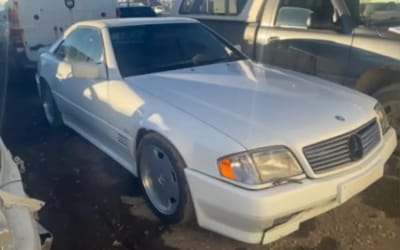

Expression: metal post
xmin=0 ymin=34 xmax=9 ymax=137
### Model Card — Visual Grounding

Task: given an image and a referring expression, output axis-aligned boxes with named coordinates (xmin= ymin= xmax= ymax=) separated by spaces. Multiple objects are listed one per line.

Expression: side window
xmin=54 ymin=28 xmax=104 ymax=63
xmin=179 ymin=0 xmax=248 ymax=16
xmin=275 ymin=0 xmax=335 ymax=28
xmin=276 ymin=7 xmax=313 ymax=27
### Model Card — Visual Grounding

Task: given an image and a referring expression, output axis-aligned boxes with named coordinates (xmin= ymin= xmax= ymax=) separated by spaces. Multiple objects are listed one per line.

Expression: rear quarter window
xmin=179 ymin=0 xmax=248 ymax=16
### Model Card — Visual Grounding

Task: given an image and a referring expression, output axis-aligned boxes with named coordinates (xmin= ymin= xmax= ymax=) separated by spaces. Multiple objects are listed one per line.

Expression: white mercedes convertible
xmin=36 ymin=17 xmax=397 ymax=244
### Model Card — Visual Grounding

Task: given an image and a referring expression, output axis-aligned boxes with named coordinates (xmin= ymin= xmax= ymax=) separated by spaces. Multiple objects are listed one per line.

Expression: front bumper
xmin=185 ymin=128 xmax=397 ymax=244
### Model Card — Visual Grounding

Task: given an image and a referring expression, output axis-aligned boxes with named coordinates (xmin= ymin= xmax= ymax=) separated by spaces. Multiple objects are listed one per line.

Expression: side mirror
xmin=71 ymin=62 xmax=104 ymax=79
xmin=307 ymin=13 xmax=341 ymax=31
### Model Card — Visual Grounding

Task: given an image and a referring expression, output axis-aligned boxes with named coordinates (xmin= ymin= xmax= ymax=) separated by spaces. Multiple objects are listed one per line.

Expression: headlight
xmin=218 ymin=147 xmax=303 ymax=186
xmin=375 ymin=103 xmax=390 ymax=134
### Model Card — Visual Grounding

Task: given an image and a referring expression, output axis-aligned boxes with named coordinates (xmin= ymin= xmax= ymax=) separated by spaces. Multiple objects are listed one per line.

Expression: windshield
xmin=359 ymin=0 xmax=400 ymax=25
xmin=109 ymin=23 xmax=245 ymax=77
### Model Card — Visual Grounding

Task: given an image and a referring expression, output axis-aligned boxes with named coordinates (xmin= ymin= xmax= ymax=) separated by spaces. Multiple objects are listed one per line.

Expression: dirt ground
xmin=2 ymin=72 xmax=400 ymax=250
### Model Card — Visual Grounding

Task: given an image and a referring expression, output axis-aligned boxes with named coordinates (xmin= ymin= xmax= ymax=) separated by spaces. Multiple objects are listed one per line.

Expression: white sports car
xmin=36 ymin=17 xmax=397 ymax=244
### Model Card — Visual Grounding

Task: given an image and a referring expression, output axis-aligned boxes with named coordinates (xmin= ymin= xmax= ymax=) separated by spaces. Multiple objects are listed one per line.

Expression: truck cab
xmin=171 ymin=0 xmax=400 ymax=154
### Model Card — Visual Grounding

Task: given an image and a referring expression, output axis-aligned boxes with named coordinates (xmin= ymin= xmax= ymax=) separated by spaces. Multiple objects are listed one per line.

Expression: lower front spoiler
xmin=187 ymin=129 xmax=396 ymax=245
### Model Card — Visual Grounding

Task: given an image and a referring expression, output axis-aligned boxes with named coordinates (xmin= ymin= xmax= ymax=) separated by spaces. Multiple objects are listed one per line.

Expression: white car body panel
xmin=186 ymin=128 xmax=397 ymax=244
xmin=36 ymin=18 xmax=397 ymax=244
xmin=126 ymin=60 xmax=380 ymax=178
xmin=0 ymin=139 xmax=46 ymax=249
xmin=127 ymin=60 xmax=376 ymax=149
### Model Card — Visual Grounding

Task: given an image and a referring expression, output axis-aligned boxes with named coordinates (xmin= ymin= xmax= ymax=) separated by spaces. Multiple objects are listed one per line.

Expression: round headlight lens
xmin=218 ymin=147 xmax=303 ymax=186
xmin=251 ymin=147 xmax=303 ymax=183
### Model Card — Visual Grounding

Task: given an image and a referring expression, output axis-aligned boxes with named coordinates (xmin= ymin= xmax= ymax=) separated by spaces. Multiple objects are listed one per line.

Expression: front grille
xmin=303 ymin=119 xmax=381 ymax=173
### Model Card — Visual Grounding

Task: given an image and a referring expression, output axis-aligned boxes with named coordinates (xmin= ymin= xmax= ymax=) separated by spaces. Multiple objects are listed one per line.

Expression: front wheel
xmin=373 ymin=84 xmax=400 ymax=155
xmin=137 ymin=132 xmax=195 ymax=224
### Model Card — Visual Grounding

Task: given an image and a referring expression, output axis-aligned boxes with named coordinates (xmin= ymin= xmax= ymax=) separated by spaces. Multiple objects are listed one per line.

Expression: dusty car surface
xmin=171 ymin=0 xmax=400 ymax=154
xmin=36 ymin=17 xmax=397 ymax=244
xmin=0 ymin=138 xmax=52 ymax=249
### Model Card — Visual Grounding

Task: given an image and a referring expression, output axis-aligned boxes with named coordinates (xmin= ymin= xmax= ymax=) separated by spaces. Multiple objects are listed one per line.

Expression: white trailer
xmin=4 ymin=0 xmax=117 ymax=68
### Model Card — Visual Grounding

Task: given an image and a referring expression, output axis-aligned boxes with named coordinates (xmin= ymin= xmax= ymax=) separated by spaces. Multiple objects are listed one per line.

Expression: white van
xmin=4 ymin=0 xmax=117 ymax=68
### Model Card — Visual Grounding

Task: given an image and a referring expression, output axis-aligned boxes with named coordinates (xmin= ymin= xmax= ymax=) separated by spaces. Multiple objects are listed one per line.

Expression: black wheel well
xmin=134 ymin=129 xmax=188 ymax=167
xmin=38 ymin=77 xmax=48 ymax=98
xmin=355 ymin=68 xmax=400 ymax=95
xmin=135 ymin=128 xmax=149 ymax=155
xmin=39 ymin=76 xmax=48 ymax=85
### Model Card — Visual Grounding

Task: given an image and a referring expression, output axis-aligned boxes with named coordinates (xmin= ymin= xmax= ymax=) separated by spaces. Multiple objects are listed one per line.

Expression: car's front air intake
xmin=303 ymin=119 xmax=381 ymax=174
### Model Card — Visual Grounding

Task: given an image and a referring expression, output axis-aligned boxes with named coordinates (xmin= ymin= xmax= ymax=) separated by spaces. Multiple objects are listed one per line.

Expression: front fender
xmin=135 ymin=94 xmax=245 ymax=178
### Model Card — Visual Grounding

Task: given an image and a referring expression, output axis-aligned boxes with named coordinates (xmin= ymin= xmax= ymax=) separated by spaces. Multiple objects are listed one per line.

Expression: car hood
xmin=127 ymin=61 xmax=377 ymax=150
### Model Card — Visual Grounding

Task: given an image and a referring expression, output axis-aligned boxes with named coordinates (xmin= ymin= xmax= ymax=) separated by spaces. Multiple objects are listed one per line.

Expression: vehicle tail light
xmin=8 ymin=2 xmax=24 ymax=47
xmin=8 ymin=7 xmax=19 ymax=26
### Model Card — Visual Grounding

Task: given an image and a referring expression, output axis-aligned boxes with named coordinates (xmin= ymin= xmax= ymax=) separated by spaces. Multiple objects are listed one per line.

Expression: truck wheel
xmin=373 ymin=84 xmax=400 ymax=155
xmin=137 ymin=132 xmax=195 ymax=224
xmin=41 ymin=83 xmax=63 ymax=128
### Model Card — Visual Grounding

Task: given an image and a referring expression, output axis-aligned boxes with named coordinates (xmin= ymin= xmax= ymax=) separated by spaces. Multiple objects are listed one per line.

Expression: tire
xmin=373 ymin=83 xmax=400 ymax=155
xmin=137 ymin=132 xmax=195 ymax=224
xmin=41 ymin=82 xmax=63 ymax=128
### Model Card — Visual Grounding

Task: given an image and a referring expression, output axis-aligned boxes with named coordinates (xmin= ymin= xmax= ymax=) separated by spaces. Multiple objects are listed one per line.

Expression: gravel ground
xmin=2 ymin=73 xmax=400 ymax=250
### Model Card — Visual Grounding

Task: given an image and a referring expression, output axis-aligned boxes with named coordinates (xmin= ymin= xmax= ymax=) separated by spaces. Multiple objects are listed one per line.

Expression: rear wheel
xmin=41 ymin=82 xmax=63 ymax=127
xmin=137 ymin=132 xmax=195 ymax=224
xmin=373 ymin=84 xmax=400 ymax=155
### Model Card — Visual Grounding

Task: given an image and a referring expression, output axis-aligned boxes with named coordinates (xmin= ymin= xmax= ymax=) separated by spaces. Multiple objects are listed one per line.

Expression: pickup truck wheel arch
xmin=373 ymin=83 xmax=400 ymax=155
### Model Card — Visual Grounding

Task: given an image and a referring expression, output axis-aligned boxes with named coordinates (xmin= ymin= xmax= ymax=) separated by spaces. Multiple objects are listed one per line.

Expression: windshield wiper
xmin=193 ymin=55 xmax=241 ymax=66
xmin=127 ymin=60 xmax=196 ymax=76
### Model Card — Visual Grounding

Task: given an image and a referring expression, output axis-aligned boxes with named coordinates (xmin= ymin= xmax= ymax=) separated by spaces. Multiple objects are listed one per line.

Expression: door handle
xmin=268 ymin=36 xmax=280 ymax=42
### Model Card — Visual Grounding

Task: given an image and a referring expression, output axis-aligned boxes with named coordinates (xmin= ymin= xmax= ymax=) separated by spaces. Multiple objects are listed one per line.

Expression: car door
xmin=256 ymin=0 xmax=353 ymax=85
xmin=52 ymin=27 xmax=110 ymax=143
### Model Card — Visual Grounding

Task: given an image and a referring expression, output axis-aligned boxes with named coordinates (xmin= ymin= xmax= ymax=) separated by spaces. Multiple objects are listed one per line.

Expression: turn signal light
xmin=218 ymin=159 xmax=236 ymax=180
